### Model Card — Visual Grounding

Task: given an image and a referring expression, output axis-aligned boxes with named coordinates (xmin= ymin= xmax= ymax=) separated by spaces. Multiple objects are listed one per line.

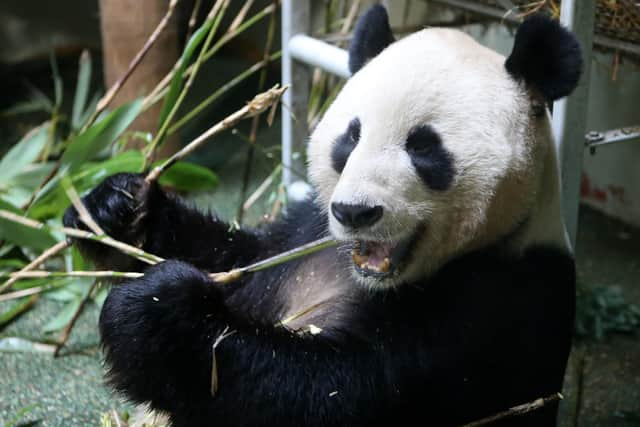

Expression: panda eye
xmin=406 ymin=125 xmax=440 ymax=155
xmin=331 ymin=117 xmax=361 ymax=174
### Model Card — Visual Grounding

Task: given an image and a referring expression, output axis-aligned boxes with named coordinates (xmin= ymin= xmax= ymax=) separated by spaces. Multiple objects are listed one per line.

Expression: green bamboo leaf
xmin=0 ymin=99 xmax=52 ymax=117
xmin=42 ymin=293 xmax=84 ymax=333
xmin=0 ymin=296 xmax=37 ymax=329
xmin=24 ymin=81 xmax=54 ymax=113
xmin=158 ymin=19 xmax=215 ymax=129
xmin=61 ymin=100 xmax=143 ymax=171
xmin=0 ymin=124 xmax=49 ymax=184
xmin=71 ymin=50 xmax=93 ymax=130
xmin=78 ymin=91 xmax=102 ymax=129
xmin=50 ymin=52 xmax=63 ymax=108
xmin=157 ymin=161 xmax=219 ymax=192
xmin=30 ymin=151 xmax=145 ymax=219
xmin=0 ymin=198 xmax=57 ymax=250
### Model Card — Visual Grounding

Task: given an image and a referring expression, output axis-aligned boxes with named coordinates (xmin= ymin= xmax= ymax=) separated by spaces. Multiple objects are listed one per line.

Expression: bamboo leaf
xmin=0 ymin=295 xmax=37 ymax=329
xmin=72 ymin=50 xmax=93 ymax=130
xmin=0 ymin=124 xmax=49 ymax=184
xmin=157 ymin=161 xmax=219 ymax=192
xmin=0 ymin=198 xmax=57 ymax=250
xmin=42 ymin=294 xmax=83 ymax=333
xmin=50 ymin=52 xmax=63 ymax=108
xmin=30 ymin=150 xmax=145 ymax=219
xmin=61 ymin=100 xmax=143 ymax=171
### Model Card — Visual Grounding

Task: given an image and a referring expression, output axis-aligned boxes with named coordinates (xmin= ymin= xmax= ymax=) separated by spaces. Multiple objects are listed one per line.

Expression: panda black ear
xmin=349 ymin=5 xmax=395 ymax=74
xmin=505 ymin=15 xmax=583 ymax=101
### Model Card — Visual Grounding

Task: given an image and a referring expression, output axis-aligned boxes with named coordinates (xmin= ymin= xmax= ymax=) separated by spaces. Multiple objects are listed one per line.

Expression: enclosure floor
xmin=1 ymin=206 xmax=638 ymax=426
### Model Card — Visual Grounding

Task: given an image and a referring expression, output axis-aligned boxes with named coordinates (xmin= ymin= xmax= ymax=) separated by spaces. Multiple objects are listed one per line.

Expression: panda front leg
xmin=100 ymin=260 xmax=391 ymax=427
xmin=63 ymin=173 xmax=261 ymax=272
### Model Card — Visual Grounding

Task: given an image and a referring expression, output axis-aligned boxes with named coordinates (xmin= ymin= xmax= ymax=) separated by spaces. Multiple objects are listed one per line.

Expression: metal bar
xmin=552 ymin=0 xmax=596 ymax=248
xmin=585 ymin=126 xmax=640 ymax=149
xmin=281 ymin=0 xmax=311 ymax=190
xmin=289 ymin=34 xmax=351 ymax=79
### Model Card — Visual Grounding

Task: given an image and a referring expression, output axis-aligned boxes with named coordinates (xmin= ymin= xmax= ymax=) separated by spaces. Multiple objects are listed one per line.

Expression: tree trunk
xmin=99 ymin=0 xmax=179 ymax=149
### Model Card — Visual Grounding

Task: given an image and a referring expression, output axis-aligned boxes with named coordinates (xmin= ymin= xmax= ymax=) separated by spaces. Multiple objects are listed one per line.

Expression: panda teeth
xmin=379 ymin=257 xmax=391 ymax=273
xmin=351 ymin=250 xmax=369 ymax=267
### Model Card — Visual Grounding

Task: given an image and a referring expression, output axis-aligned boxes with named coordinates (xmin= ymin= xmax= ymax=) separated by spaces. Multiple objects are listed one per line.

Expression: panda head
xmin=308 ymin=5 xmax=582 ymax=290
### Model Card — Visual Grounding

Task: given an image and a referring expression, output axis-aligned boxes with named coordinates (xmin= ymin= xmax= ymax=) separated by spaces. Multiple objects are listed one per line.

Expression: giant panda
xmin=63 ymin=5 xmax=581 ymax=427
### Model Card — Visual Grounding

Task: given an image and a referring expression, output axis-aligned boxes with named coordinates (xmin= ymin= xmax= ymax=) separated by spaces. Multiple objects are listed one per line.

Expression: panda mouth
xmin=350 ymin=234 xmax=415 ymax=278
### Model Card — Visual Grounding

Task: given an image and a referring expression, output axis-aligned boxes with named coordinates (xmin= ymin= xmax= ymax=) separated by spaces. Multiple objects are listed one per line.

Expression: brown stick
xmin=0 ymin=209 xmax=164 ymax=265
xmin=54 ymin=279 xmax=100 ymax=357
xmin=237 ymin=0 xmax=278 ymax=223
xmin=145 ymin=84 xmax=287 ymax=183
xmin=0 ymin=240 xmax=70 ymax=294
xmin=460 ymin=393 xmax=563 ymax=427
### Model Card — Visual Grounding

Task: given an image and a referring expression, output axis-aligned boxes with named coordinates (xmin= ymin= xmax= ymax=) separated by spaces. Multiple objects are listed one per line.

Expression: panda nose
xmin=331 ymin=203 xmax=383 ymax=229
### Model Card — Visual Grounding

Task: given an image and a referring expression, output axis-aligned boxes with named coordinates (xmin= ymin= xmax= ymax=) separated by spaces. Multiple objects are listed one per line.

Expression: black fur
xmin=406 ymin=125 xmax=456 ymax=191
xmin=348 ymin=5 xmax=395 ymax=74
xmin=64 ymin=174 xmax=575 ymax=427
xmin=505 ymin=15 xmax=583 ymax=101
xmin=330 ymin=117 xmax=361 ymax=174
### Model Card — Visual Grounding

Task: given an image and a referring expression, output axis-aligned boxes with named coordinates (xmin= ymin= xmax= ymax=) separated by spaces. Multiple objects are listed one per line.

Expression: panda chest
xmin=277 ymin=250 xmax=355 ymax=332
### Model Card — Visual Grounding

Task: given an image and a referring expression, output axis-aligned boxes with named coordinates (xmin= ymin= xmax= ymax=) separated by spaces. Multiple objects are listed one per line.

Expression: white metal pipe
xmin=288 ymin=34 xmax=351 ymax=79
xmin=281 ymin=0 xmax=294 ymax=189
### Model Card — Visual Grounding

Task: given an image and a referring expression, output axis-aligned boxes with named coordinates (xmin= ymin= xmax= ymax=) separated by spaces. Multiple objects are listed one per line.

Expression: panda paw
xmin=99 ymin=260 xmax=224 ymax=404
xmin=62 ymin=173 xmax=155 ymax=267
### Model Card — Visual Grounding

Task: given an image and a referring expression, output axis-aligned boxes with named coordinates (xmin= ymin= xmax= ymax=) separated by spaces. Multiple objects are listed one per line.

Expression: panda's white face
xmin=308 ymin=28 xmax=561 ymax=290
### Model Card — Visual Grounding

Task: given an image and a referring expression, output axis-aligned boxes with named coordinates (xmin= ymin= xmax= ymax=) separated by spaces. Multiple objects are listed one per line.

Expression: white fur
xmin=307 ymin=28 xmax=568 ymax=289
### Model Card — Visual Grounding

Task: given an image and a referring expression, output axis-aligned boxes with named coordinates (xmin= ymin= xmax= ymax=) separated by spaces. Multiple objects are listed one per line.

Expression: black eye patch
xmin=331 ymin=118 xmax=361 ymax=174
xmin=406 ymin=125 xmax=455 ymax=191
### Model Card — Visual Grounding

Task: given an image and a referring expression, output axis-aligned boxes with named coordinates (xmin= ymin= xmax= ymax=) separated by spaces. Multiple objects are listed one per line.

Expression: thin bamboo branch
xmin=167 ymin=51 xmax=281 ymax=134
xmin=145 ymin=0 xmax=230 ymax=166
xmin=237 ymin=0 xmax=278 ymax=223
xmin=0 ymin=240 xmax=70 ymax=294
xmin=142 ymin=3 xmax=277 ymax=111
xmin=210 ymin=236 xmax=336 ymax=284
xmin=0 ymin=210 xmax=164 ymax=265
xmin=87 ymin=0 xmax=181 ymax=128
xmin=227 ymin=0 xmax=255 ymax=34
xmin=1 ymin=237 xmax=336 ymax=288
xmin=54 ymin=279 xmax=99 ymax=357
xmin=242 ymin=164 xmax=282 ymax=212
xmin=2 ymin=270 xmax=143 ymax=280
xmin=0 ymin=285 xmax=57 ymax=303
xmin=186 ymin=0 xmax=203 ymax=42
xmin=62 ymin=176 xmax=105 ymax=236
xmin=145 ymin=84 xmax=287 ymax=183
xmin=460 ymin=393 xmax=563 ymax=427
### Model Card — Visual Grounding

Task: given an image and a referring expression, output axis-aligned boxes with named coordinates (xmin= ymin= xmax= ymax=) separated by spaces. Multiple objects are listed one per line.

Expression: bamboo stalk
xmin=145 ymin=84 xmax=287 ymax=183
xmin=210 ymin=236 xmax=336 ymax=284
xmin=237 ymin=0 xmax=278 ymax=224
xmin=460 ymin=393 xmax=563 ymax=427
xmin=0 ymin=210 xmax=164 ymax=265
xmin=242 ymin=164 xmax=282 ymax=212
xmin=86 ymin=0 xmax=181 ymax=129
xmin=145 ymin=0 xmax=230 ymax=165
xmin=1 ymin=271 xmax=143 ymax=280
xmin=0 ymin=285 xmax=58 ymax=303
xmin=0 ymin=240 xmax=70 ymax=294
xmin=62 ymin=176 xmax=105 ymax=236
xmin=185 ymin=0 xmax=203 ymax=41
xmin=167 ymin=51 xmax=282 ymax=135
xmin=53 ymin=279 xmax=99 ymax=357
